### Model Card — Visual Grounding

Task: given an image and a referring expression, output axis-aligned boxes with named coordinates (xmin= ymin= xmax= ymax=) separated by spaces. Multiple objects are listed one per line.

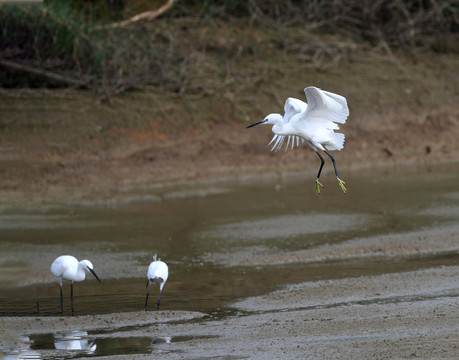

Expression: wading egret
xmin=247 ymin=86 xmax=349 ymax=196
xmin=50 ymin=255 xmax=101 ymax=316
xmin=145 ymin=254 xmax=168 ymax=310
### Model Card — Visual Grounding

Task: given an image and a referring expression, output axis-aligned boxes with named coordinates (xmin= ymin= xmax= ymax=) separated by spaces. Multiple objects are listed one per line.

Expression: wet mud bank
xmin=1 ymin=266 xmax=457 ymax=359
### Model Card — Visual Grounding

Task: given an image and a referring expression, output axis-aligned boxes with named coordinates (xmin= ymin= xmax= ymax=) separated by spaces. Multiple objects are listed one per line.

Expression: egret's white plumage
xmin=267 ymin=97 xmax=307 ymax=152
xmin=51 ymin=255 xmax=101 ymax=316
xmin=247 ymin=86 xmax=349 ymax=195
xmin=145 ymin=254 xmax=169 ymax=310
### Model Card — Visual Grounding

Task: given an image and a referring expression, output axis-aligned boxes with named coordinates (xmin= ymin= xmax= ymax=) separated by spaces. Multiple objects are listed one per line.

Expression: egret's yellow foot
xmin=337 ymin=177 xmax=347 ymax=193
xmin=315 ymin=178 xmax=324 ymax=196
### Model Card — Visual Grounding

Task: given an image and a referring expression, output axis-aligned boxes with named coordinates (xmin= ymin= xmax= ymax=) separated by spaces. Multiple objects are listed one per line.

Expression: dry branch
xmin=0 ymin=58 xmax=92 ymax=87
xmin=93 ymin=0 xmax=176 ymax=31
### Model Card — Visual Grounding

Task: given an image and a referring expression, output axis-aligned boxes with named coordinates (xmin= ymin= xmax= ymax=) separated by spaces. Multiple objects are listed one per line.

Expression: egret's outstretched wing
xmin=303 ymin=87 xmax=349 ymax=126
xmin=283 ymin=97 xmax=307 ymax=123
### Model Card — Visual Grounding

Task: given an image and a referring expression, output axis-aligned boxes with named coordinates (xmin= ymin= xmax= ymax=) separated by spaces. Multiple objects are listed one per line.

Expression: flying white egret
xmin=145 ymin=254 xmax=169 ymax=310
xmin=50 ymin=255 xmax=101 ymax=316
xmin=247 ymin=86 xmax=349 ymax=196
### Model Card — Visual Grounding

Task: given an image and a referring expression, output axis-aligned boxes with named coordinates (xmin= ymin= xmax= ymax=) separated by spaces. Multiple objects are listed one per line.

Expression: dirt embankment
xmin=1 ymin=47 xmax=459 ymax=208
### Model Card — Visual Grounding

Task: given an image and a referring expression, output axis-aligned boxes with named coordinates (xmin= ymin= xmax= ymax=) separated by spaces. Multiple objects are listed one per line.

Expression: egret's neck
xmin=272 ymin=123 xmax=282 ymax=134
xmin=266 ymin=114 xmax=284 ymax=135
xmin=272 ymin=121 xmax=291 ymax=136
xmin=75 ymin=262 xmax=87 ymax=281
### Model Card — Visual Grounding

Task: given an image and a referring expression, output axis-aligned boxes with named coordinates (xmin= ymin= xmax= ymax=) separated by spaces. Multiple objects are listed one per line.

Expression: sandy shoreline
xmin=2 ymin=265 xmax=458 ymax=359
xmin=216 ymin=223 xmax=459 ymax=267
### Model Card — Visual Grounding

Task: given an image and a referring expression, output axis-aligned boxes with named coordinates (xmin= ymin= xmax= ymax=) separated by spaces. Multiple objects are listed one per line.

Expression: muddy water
xmin=0 ymin=163 xmax=458 ymax=319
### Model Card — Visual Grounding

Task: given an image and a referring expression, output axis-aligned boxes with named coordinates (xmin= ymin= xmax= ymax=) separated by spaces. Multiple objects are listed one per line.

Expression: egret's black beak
xmin=246 ymin=119 xmax=267 ymax=128
xmin=88 ymin=267 xmax=101 ymax=282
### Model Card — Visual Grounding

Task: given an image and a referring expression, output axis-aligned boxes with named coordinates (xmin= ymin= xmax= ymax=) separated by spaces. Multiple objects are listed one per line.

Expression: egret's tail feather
xmin=150 ymin=276 xmax=164 ymax=285
xmin=271 ymin=135 xmax=285 ymax=152
xmin=285 ymin=136 xmax=291 ymax=152
xmin=271 ymin=135 xmax=282 ymax=151
xmin=277 ymin=136 xmax=285 ymax=151
xmin=325 ymin=133 xmax=345 ymax=151
xmin=268 ymin=134 xmax=278 ymax=146
xmin=270 ymin=135 xmax=304 ymax=152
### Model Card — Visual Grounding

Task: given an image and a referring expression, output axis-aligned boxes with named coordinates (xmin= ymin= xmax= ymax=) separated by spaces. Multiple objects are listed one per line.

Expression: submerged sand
xmin=218 ymin=223 xmax=459 ymax=267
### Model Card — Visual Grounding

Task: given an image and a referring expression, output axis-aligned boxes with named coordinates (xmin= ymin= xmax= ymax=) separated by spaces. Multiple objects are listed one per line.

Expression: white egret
xmin=50 ymin=255 xmax=101 ymax=316
xmin=145 ymin=254 xmax=168 ymax=310
xmin=247 ymin=86 xmax=349 ymax=196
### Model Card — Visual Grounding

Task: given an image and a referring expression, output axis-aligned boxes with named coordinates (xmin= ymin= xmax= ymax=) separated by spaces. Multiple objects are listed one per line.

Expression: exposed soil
xmin=1 ymin=51 xmax=459 ymax=207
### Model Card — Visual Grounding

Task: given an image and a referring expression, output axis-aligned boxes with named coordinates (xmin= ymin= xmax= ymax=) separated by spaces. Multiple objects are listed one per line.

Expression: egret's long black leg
xmin=315 ymin=151 xmax=325 ymax=179
xmin=157 ymin=290 xmax=162 ymax=310
xmin=324 ymin=150 xmax=347 ymax=193
xmin=314 ymin=151 xmax=325 ymax=196
xmin=59 ymin=283 xmax=64 ymax=316
xmin=70 ymin=282 xmax=75 ymax=316
xmin=323 ymin=150 xmax=339 ymax=177
xmin=145 ymin=281 xmax=151 ymax=311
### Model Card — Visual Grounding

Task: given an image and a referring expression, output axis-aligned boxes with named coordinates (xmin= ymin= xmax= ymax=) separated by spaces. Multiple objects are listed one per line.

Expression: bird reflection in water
xmin=54 ymin=330 xmax=97 ymax=352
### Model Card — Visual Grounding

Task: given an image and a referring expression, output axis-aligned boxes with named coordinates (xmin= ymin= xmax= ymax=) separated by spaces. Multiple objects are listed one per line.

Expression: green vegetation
xmin=0 ymin=0 xmax=457 ymax=94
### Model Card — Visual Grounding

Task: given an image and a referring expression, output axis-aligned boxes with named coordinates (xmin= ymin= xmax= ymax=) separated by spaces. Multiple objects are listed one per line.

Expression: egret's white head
xmin=80 ymin=259 xmax=101 ymax=282
xmin=246 ymin=113 xmax=283 ymax=128
xmin=80 ymin=259 xmax=93 ymax=270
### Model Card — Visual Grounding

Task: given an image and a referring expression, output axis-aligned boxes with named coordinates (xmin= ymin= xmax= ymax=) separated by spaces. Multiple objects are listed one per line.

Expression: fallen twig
xmin=0 ymin=58 xmax=92 ymax=88
xmin=92 ymin=0 xmax=176 ymax=31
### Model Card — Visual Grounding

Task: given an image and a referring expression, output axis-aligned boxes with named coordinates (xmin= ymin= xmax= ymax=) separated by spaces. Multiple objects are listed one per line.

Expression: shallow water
xmin=1 ymin=163 xmax=459 ymax=317
xmin=1 ymin=163 xmax=459 ymax=359
xmin=1 ymin=164 xmax=459 ymax=358
xmin=14 ymin=330 xmax=217 ymax=359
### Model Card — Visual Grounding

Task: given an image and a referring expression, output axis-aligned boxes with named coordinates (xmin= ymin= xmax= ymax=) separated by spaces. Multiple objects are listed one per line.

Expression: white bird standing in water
xmin=51 ymin=255 xmax=101 ymax=316
xmin=247 ymin=86 xmax=349 ymax=196
xmin=145 ymin=254 xmax=168 ymax=310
